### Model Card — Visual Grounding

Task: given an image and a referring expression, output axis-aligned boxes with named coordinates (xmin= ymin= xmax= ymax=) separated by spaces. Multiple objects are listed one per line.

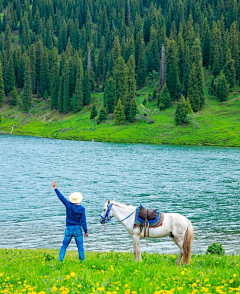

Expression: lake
xmin=0 ymin=135 xmax=239 ymax=254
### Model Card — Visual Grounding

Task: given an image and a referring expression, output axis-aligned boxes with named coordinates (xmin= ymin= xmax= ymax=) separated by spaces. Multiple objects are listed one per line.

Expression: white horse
xmin=99 ymin=200 xmax=194 ymax=265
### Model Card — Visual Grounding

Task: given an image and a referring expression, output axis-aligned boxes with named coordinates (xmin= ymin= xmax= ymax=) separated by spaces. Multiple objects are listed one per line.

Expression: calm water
xmin=0 ymin=135 xmax=239 ymax=254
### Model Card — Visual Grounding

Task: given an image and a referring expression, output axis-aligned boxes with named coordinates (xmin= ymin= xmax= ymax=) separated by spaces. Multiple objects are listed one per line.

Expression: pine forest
xmin=0 ymin=0 xmax=240 ymax=128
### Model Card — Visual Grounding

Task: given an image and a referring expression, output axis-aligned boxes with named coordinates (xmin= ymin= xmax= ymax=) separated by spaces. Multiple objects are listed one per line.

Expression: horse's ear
xmin=108 ymin=199 xmax=110 ymax=205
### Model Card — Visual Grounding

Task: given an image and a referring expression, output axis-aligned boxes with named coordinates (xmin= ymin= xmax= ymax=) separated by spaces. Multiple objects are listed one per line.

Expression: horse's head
xmin=99 ymin=200 xmax=114 ymax=224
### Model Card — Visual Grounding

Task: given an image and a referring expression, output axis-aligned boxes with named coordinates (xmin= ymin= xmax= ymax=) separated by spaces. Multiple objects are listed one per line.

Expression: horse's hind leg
xmin=170 ymin=232 xmax=184 ymax=265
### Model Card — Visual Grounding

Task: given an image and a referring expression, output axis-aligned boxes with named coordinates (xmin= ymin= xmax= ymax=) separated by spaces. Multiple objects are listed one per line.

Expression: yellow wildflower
xmin=181 ymin=271 xmax=185 ymax=275
xmin=125 ymin=290 xmax=130 ymax=294
xmin=233 ymin=274 xmax=237 ymax=278
xmin=96 ymin=287 xmax=105 ymax=291
xmin=51 ymin=285 xmax=57 ymax=292
xmin=70 ymin=271 xmax=76 ymax=277
xmin=178 ymin=287 xmax=183 ymax=291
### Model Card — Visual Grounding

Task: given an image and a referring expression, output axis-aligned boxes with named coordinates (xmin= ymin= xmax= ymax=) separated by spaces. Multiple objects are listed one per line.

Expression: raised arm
xmin=53 ymin=181 xmax=69 ymax=207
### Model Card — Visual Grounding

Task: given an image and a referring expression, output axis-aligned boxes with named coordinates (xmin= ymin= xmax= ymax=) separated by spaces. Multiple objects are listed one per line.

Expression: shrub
xmin=206 ymin=243 xmax=225 ymax=255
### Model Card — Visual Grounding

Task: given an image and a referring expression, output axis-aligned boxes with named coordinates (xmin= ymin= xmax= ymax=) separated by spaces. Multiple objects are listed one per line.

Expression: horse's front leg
xmin=132 ymin=234 xmax=142 ymax=262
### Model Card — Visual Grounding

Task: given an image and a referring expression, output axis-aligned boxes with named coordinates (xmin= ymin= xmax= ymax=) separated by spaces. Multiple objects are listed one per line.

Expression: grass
xmin=0 ymin=249 xmax=239 ymax=294
xmin=0 ymin=73 xmax=240 ymax=147
xmin=0 ymin=249 xmax=240 ymax=294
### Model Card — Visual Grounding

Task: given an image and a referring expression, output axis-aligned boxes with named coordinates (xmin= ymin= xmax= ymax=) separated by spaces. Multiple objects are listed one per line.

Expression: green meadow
xmin=0 ymin=249 xmax=239 ymax=294
xmin=0 ymin=73 xmax=240 ymax=147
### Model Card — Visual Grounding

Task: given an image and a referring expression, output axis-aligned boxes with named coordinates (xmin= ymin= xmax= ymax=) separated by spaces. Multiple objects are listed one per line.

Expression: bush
xmin=206 ymin=243 xmax=225 ymax=255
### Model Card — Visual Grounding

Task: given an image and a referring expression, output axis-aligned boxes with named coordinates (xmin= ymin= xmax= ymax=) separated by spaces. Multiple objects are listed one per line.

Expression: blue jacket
xmin=55 ymin=188 xmax=88 ymax=234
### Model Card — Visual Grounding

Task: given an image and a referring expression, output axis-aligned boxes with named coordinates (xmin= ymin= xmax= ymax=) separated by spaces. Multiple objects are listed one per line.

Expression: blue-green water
xmin=0 ymin=135 xmax=239 ymax=254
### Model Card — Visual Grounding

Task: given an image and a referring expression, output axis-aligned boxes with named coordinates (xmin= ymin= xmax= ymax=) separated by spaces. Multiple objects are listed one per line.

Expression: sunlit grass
xmin=0 ymin=249 xmax=239 ymax=294
xmin=0 ymin=72 xmax=240 ymax=147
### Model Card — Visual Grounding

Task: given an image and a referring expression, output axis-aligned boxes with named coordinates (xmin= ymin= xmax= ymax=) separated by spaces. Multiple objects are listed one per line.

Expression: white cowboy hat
xmin=69 ymin=192 xmax=83 ymax=204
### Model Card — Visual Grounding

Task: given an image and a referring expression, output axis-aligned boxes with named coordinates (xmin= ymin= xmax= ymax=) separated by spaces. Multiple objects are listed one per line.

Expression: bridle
xmin=101 ymin=203 xmax=113 ymax=223
xmin=101 ymin=202 xmax=140 ymax=223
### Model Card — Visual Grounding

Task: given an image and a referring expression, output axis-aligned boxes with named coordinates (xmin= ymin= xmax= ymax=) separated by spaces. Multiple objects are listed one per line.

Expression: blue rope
xmin=118 ymin=206 xmax=140 ymax=222
xmin=101 ymin=203 xmax=140 ymax=224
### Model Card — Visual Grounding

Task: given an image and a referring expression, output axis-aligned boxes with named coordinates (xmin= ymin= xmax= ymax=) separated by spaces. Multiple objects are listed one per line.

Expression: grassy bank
xmin=0 ymin=76 xmax=240 ymax=146
xmin=0 ymin=249 xmax=239 ymax=294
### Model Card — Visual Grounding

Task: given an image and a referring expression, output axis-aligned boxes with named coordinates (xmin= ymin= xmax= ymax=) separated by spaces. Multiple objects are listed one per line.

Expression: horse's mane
xmin=111 ymin=201 xmax=136 ymax=210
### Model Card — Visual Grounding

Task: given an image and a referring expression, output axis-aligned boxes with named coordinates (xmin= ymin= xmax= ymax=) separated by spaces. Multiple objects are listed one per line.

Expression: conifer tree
xmin=216 ymin=71 xmax=229 ymax=101
xmin=104 ymin=75 xmax=115 ymax=113
xmin=136 ymin=38 xmax=146 ymax=88
xmin=72 ymin=77 xmax=83 ymax=113
xmin=212 ymin=45 xmax=221 ymax=78
xmin=62 ymin=59 xmax=70 ymax=114
xmin=4 ymin=52 xmax=15 ymax=94
xmin=113 ymin=56 xmax=128 ymax=106
xmin=129 ymin=97 xmax=138 ymax=122
xmin=158 ymin=83 xmax=171 ymax=110
xmin=58 ymin=76 xmax=63 ymax=113
xmin=97 ymin=37 xmax=105 ymax=81
xmin=0 ymin=60 xmax=4 ymax=107
xmin=50 ymin=48 xmax=59 ymax=110
xmin=22 ymin=56 xmax=32 ymax=112
xmin=90 ymin=104 xmax=98 ymax=119
xmin=223 ymin=48 xmax=236 ymax=88
xmin=29 ymin=44 xmax=37 ymax=94
xmin=187 ymin=63 xmax=201 ymax=112
xmin=147 ymin=25 xmax=160 ymax=72
xmin=11 ymin=86 xmax=18 ymax=106
xmin=114 ymin=98 xmax=125 ymax=125
xmin=125 ymin=55 xmax=136 ymax=119
xmin=167 ymin=40 xmax=181 ymax=100
xmin=174 ymin=95 xmax=192 ymax=125
xmin=202 ymin=18 xmax=211 ymax=68
xmin=99 ymin=105 xmax=107 ymax=121
xmin=83 ymin=71 xmax=91 ymax=105
xmin=39 ymin=47 xmax=50 ymax=96
xmin=112 ymin=36 xmax=121 ymax=68
xmin=21 ymin=13 xmax=31 ymax=48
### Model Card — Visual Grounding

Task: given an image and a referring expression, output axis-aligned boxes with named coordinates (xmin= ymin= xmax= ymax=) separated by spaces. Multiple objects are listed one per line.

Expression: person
xmin=53 ymin=181 xmax=88 ymax=261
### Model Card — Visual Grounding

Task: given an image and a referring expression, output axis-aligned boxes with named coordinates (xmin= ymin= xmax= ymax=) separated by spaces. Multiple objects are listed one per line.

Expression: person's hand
xmin=52 ymin=181 xmax=57 ymax=189
xmin=85 ymin=233 xmax=89 ymax=237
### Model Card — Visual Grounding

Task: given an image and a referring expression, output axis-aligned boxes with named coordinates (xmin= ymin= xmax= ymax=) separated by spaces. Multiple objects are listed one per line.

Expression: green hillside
xmin=0 ymin=74 xmax=240 ymax=146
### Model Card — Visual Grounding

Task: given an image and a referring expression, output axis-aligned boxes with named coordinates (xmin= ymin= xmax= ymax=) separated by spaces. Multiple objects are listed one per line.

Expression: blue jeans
xmin=59 ymin=225 xmax=84 ymax=261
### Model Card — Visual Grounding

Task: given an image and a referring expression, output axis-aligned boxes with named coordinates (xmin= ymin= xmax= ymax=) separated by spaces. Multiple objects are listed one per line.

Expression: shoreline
xmin=1 ymin=131 xmax=240 ymax=148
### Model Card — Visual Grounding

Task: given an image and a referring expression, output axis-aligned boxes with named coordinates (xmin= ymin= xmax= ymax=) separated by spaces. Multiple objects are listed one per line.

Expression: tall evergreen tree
xmin=62 ymin=59 xmax=70 ymax=114
xmin=0 ymin=60 xmax=4 ymax=107
xmin=187 ymin=63 xmax=201 ymax=112
xmin=216 ymin=71 xmax=229 ymax=101
xmin=104 ymin=75 xmax=115 ymax=113
xmin=166 ymin=40 xmax=181 ymax=100
xmin=158 ymin=83 xmax=171 ymax=110
xmin=90 ymin=104 xmax=98 ymax=119
xmin=83 ymin=70 xmax=91 ymax=105
xmin=72 ymin=76 xmax=83 ymax=113
xmin=22 ymin=56 xmax=32 ymax=112
xmin=11 ymin=86 xmax=18 ymax=106
xmin=223 ymin=48 xmax=236 ymax=88
xmin=129 ymin=97 xmax=138 ymax=122
xmin=39 ymin=47 xmax=50 ymax=96
xmin=113 ymin=56 xmax=128 ymax=106
xmin=136 ymin=38 xmax=146 ymax=88
xmin=174 ymin=95 xmax=192 ymax=125
xmin=50 ymin=48 xmax=59 ymax=110
xmin=114 ymin=98 xmax=125 ymax=125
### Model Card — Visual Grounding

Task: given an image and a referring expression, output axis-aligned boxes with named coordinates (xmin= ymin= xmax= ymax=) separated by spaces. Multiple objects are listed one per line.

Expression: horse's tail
xmin=183 ymin=219 xmax=194 ymax=265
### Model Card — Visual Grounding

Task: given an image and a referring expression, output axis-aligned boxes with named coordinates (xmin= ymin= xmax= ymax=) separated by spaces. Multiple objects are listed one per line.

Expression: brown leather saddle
xmin=138 ymin=206 xmax=156 ymax=222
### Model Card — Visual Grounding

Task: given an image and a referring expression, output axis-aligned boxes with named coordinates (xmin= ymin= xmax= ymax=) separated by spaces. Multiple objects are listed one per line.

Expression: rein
xmin=101 ymin=203 xmax=140 ymax=223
